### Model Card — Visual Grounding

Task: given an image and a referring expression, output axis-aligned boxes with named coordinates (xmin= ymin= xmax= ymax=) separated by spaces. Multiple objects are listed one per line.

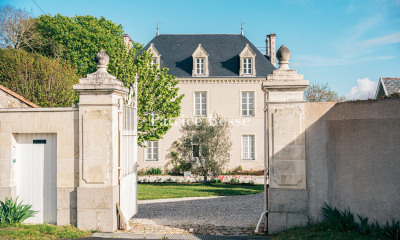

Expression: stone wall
xmin=0 ymin=89 xmax=31 ymax=108
xmin=0 ymin=108 xmax=78 ymax=225
xmin=305 ymin=100 xmax=400 ymax=225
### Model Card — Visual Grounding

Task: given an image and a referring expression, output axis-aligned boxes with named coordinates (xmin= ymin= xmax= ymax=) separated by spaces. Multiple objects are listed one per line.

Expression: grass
xmin=269 ymin=222 xmax=379 ymax=240
xmin=138 ymin=183 xmax=264 ymax=200
xmin=0 ymin=223 xmax=92 ymax=240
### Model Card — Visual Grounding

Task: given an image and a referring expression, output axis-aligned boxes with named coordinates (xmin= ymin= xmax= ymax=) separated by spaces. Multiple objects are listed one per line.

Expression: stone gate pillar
xmin=73 ymin=50 xmax=128 ymax=232
xmin=262 ymin=45 xmax=309 ymax=233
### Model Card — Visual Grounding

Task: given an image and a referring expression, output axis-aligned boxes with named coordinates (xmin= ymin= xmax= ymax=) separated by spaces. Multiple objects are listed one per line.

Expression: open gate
xmin=119 ymin=86 xmax=138 ymax=229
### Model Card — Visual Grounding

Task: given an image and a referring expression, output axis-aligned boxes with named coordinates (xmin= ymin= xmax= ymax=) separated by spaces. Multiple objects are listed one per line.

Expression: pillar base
xmin=77 ymin=186 xmax=119 ymax=232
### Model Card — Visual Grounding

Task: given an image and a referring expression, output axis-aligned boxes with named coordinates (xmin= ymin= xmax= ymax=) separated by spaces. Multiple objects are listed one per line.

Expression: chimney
xmin=266 ymin=33 xmax=276 ymax=67
xmin=123 ymin=34 xmax=133 ymax=49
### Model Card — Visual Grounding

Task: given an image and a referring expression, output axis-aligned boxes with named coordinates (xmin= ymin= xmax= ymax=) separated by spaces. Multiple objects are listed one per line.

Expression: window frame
xmin=196 ymin=58 xmax=205 ymax=75
xmin=145 ymin=141 xmax=159 ymax=161
xmin=243 ymin=58 xmax=252 ymax=75
xmin=193 ymin=91 xmax=207 ymax=117
xmin=241 ymin=91 xmax=255 ymax=117
xmin=241 ymin=134 xmax=255 ymax=161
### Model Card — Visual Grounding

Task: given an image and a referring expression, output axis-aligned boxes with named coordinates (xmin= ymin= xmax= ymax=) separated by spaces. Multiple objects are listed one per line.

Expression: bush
xmin=0 ymin=197 xmax=36 ymax=224
xmin=322 ymin=203 xmax=400 ymax=239
xmin=211 ymin=178 xmax=222 ymax=184
xmin=146 ymin=167 xmax=162 ymax=175
xmin=0 ymin=49 xmax=79 ymax=107
xmin=169 ymin=148 xmax=192 ymax=174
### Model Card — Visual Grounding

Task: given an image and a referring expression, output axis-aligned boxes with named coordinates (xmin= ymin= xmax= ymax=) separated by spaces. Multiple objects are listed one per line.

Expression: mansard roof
xmin=143 ymin=34 xmax=276 ymax=78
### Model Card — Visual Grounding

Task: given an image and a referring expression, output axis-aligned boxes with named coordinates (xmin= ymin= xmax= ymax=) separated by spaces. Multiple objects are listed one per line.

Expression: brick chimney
xmin=266 ymin=33 xmax=276 ymax=67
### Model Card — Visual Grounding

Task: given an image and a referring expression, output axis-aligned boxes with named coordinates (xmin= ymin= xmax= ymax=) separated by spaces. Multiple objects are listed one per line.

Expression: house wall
xmin=0 ymin=90 xmax=31 ymax=108
xmin=305 ymin=100 xmax=400 ymax=225
xmin=138 ymin=79 xmax=266 ymax=172
xmin=0 ymin=108 xmax=78 ymax=225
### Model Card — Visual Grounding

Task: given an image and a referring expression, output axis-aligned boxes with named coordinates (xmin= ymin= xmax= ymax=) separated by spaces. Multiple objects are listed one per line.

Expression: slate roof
xmin=381 ymin=78 xmax=400 ymax=95
xmin=143 ymin=34 xmax=276 ymax=78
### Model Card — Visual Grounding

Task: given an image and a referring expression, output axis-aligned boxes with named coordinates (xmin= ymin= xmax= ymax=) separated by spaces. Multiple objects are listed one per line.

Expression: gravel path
xmin=133 ymin=193 xmax=264 ymax=227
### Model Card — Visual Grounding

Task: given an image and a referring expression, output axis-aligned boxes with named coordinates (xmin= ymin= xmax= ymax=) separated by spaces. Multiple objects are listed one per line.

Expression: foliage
xmin=232 ymin=165 xmax=243 ymax=174
xmin=137 ymin=183 xmax=264 ymax=200
xmin=304 ymin=82 xmax=346 ymax=102
xmin=0 ymin=223 xmax=92 ymax=240
xmin=0 ymin=5 xmax=39 ymax=50
xmin=146 ymin=167 xmax=162 ymax=175
xmin=0 ymin=48 xmax=79 ymax=107
xmin=0 ymin=197 xmax=36 ymax=224
xmin=173 ymin=116 xmax=232 ymax=180
xmin=33 ymin=14 xmax=183 ymax=145
xmin=322 ymin=203 xmax=400 ymax=239
xmin=168 ymin=141 xmax=193 ymax=174
xmin=211 ymin=178 xmax=223 ymax=184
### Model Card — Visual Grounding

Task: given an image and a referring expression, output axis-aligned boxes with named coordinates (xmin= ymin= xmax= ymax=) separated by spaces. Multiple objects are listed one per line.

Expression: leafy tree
xmin=32 ymin=14 xmax=183 ymax=145
xmin=0 ymin=5 xmax=39 ymax=50
xmin=304 ymin=82 xmax=346 ymax=102
xmin=0 ymin=48 xmax=79 ymax=107
xmin=173 ymin=116 xmax=232 ymax=180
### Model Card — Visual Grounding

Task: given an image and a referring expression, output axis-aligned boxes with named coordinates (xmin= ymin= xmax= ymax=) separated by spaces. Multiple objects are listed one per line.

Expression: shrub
xmin=211 ymin=178 xmax=222 ymax=184
xmin=322 ymin=203 xmax=358 ymax=232
xmin=0 ymin=49 xmax=79 ymax=107
xmin=169 ymin=147 xmax=192 ymax=174
xmin=0 ymin=197 xmax=36 ymax=224
xmin=145 ymin=167 xmax=162 ymax=175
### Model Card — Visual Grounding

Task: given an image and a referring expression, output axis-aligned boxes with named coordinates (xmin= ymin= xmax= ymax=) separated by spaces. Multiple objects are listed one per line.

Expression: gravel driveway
xmin=133 ymin=192 xmax=264 ymax=227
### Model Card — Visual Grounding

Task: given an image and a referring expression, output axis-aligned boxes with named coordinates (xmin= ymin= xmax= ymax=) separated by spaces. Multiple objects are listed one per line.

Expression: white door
xmin=16 ymin=134 xmax=57 ymax=224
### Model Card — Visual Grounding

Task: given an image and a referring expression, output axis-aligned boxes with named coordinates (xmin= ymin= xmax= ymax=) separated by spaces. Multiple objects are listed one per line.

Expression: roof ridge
xmin=381 ymin=77 xmax=400 ymax=79
xmin=0 ymin=84 xmax=39 ymax=108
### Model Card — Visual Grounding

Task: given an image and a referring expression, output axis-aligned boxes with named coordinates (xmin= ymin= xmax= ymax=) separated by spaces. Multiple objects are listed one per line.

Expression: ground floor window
xmin=242 ymin=135 xmax=255 ymax=160
xmin=146 ymin=141 xmax=159 ymax=161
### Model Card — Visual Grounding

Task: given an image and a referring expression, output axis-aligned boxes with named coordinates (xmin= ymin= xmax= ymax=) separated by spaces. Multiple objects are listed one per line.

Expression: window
xmin=243 ymin=58 xmax=252 ymax=74
xmin=242 ymin=92 xmax=254 ymax=116
xmin=194 ymin=92 xmax=207 ymax=116
xmin=151 ymin=57 xmax=157 ymax=66
xmin=146 ymin=141 xmax=158 ymax=161
xmin=196 ymin=58 xmax=205 ymax=74
xmin=242 ymin=135 xmax=255 ymax=160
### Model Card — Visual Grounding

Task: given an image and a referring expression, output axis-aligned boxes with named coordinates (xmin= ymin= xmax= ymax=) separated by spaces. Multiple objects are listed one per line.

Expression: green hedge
xmin=0 ymin=49 xmax=79 ymax=107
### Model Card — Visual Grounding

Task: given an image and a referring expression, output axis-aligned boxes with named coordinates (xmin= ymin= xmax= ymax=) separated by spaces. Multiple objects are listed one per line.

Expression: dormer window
xmin=196 ymin=58 xmax=205 ymax=74
xmin=243 ymin=58 xmax=252 ymax=74
xmin=192 ymin=44 xmax=209 ymax=77
xmin=148 ymin=43 xmax=161 ymax=69
xmin=239 ymin=44 xmax=256 ymax=77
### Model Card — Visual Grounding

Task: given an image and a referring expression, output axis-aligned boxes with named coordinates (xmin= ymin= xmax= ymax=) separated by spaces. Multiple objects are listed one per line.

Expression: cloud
xmin=344 ymin=78 xmax=378 ymax=100
xmin=360 ymin=32 xmax=400 ymax=47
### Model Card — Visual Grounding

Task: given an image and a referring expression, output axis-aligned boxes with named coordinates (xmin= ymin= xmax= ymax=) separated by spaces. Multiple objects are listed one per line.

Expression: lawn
xmin=0 ymin=224 xmax=91 ymax=240
xmin=137 ymin=183 xmax=264 ymax=200
xmin=269 ymin=223 xmax=379 ymax=240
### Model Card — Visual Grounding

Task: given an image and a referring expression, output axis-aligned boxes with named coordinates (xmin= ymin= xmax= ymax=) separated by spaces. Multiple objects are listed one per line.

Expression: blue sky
xmin=2 ymin=0 xmax=400 ymax=98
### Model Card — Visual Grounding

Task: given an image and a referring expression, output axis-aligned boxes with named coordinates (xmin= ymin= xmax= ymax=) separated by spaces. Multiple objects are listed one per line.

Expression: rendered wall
xmin=305 ymin=100 xmax=400 ymax=225
xmin=0 ymin=90 xmax=31 ymax=108
xmin=0 ymin=108 xmax=78 ymax=225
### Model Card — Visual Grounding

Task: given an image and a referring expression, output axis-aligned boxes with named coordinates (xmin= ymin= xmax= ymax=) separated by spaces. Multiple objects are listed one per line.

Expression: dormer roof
xmin=143 ymin=34 xmax=276 ymax=78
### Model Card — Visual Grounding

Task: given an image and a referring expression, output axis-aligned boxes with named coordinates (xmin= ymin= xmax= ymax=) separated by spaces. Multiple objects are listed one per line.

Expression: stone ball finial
xmin=276 ymin=45 xmax=291 ymax=70
xmin=95 ymin=49 xmax=109 ymax=72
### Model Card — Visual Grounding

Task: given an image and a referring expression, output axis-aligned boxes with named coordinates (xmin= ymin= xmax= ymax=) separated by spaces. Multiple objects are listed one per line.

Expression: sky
xmin=2 ymin=0 xmax=400 ymax=98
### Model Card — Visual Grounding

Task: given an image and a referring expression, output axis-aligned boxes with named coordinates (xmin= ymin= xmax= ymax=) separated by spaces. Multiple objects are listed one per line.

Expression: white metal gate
xmin=119 ymin=101 xmax=138 ymax=227
xmin=16 ymin=134 xmax=57 ymax=224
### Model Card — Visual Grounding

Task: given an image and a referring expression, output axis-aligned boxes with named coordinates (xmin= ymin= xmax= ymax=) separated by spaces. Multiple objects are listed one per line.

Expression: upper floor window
xmin=192 ymin=44 xmax=209 ymax=77
xmin=196 ymin=58 xmax=205 ymax=74
xmin=239 ymin=44 xmax=256 ymax=77
xmin=242 ymin=91 xmax=254 ymax=116
xmin=194 ymin=92 xmax=207 ymax=116
xmin=146 ymin=141 xmax=158 ymax=161
xmin=148 ymin=43 xmax=161 ymax=69
xmin=243 ymin=58 xmax=252 ymax=74
xmin=242 ymin=135 xmax=255 ymax=160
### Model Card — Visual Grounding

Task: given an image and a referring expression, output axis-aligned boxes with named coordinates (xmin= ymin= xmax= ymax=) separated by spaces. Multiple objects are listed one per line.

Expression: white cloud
xmin=360 ymin=32 xmax=400 ymax=47
xmin=344 ymin=78 xmax=378 ymax=100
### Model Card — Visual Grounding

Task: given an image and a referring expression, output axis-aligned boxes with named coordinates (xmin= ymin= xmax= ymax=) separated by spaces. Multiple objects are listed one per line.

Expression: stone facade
xmin=0 ymin=85 xmax=39 ymax=108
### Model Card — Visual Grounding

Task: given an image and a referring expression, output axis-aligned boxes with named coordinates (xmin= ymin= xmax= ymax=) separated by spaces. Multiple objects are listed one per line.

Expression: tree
xmin=173 ymin=116 xmax=232 ymax=180
xmin=0 ymin=5 xmax=38 ymax=50
xmin=32 ymin=14 xmax=183 ymax=145
xmin=0 ymin=48 xmax=79 ymax=107
xmin=304 ymin=82 xmax=346 ymax=102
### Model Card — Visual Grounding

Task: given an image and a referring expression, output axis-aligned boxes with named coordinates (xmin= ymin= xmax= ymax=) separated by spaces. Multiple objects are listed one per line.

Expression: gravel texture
xmin=133 ymin=193 xmax=264 ymax=227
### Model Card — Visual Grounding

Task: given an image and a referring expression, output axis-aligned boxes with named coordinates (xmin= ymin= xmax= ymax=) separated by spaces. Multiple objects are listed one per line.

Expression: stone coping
xmin=0 ymin=107 xmax=78 ymax=113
